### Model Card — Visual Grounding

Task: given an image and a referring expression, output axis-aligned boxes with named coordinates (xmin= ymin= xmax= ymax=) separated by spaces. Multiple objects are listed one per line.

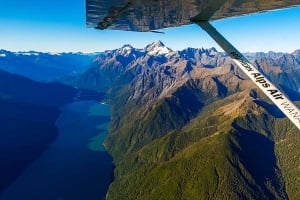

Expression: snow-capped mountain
xmin=0 ymin=50 xmax=96 ymax=83
xmin=75 ymin=41 xmax=300 ymax=200
xmin=144 ymin=41 xmax=173 ymax=56
xmin=78 ymin=41 xmax=300 ymax=104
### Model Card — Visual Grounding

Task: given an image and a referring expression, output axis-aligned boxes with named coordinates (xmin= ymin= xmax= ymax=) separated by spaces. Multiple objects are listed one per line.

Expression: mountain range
xmin=0 ymin=41 xmax=299 ymax=199
xmin=77 ymin=41 xmax=300 ymax=200
xmin=0 ymin=50 xmax=96 ymax=83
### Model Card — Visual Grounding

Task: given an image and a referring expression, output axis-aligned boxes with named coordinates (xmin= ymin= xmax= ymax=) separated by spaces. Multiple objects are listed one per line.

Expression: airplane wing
xmin=86 ymin=0 xmax=300 ymax=31
xmin=86 ymin=0 xmax=300 ymax=130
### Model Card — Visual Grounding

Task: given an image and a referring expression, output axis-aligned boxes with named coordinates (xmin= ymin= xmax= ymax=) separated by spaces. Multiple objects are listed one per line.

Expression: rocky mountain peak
xmin=76 ymin=42 xmax=300 ymax=200
xmin=292 ymin=49 xmax=300 ymax=56
xmin=207 ymin=47 xmax=218 ymax=54
xmin=144 ymin=40 xmax=173 ymax=56
xmin=152 ymin=40 xmax=165 ymax=47
xmin=121 ymin=44 xmax=134 ymax=49
xmin=0 ymin=50 xmax=7 ymax=57
xmin=117 ymin=44 xmax=135 ymax=56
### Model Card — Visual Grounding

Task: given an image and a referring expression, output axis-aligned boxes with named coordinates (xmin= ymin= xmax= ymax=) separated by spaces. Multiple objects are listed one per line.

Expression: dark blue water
xmin=0 ymin=101 xmax=113 ymax=200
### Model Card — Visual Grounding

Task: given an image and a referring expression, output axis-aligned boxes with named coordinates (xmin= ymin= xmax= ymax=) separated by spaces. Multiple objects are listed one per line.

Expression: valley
xmin=0 ymin=42 xmax=299 ymax=199
xmin=0 ymin=68 xmax=112 ymax=200
xmin=77 ymin=41 xmax=300 ymax=199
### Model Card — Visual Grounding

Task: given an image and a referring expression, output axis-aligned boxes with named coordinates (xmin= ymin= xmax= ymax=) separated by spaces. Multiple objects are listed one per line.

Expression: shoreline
xmin=0 ymin=101 xmax=114 ymax=200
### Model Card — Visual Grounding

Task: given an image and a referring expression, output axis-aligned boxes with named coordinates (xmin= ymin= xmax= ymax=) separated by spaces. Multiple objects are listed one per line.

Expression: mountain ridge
xmin=76 ymin=42 xmax=300 ymax=199
xmin=1 ymin=42 xmax=299 ymax=199
xmin=0 ymin=50 xmax=96 ymax=83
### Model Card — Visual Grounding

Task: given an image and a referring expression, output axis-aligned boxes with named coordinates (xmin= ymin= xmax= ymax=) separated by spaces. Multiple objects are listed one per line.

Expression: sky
xmin=0 ymin=0 xmax=299 ymax=53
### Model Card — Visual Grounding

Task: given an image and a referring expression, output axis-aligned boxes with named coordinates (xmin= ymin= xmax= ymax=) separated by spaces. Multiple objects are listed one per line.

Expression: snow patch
xmin=17 ymin=52 xmax=40 ymax=56
xmin=122 ymin=47 xmax=132 ymax=56
xmin=148 ymin=46 xmax=171 ymax=55
xmin=119 ymin=45 xmax=134 ymax=56
xmin=48 ymin=52 xmax=62 ymax=56
xmin=145 ymin=41 xmax=173 ymax=56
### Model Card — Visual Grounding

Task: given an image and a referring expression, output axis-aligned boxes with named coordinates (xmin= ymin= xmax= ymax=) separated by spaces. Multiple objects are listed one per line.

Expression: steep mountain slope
xmin=79 ymin=42 xmax=300 ymax=199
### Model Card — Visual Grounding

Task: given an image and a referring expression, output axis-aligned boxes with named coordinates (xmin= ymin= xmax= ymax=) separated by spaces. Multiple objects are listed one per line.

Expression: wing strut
xmin=194 ymin=21 xmax=300 ymax=131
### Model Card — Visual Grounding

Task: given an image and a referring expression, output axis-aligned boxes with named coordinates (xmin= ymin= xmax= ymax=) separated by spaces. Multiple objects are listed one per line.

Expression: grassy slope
xmin=106 ymin=88 xmax=297 ymax=199
xmin=273 ymin=111 xmax=300 ymax=200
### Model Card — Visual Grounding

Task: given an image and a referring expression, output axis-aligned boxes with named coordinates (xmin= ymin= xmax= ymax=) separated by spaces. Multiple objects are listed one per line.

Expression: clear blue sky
xmin=0 ymin=0 xmax=299 ymax=53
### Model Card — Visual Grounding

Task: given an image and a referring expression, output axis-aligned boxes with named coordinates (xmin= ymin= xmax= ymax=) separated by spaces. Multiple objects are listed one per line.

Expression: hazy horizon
xmin=1 ymin=42 xmax=299 ymax=54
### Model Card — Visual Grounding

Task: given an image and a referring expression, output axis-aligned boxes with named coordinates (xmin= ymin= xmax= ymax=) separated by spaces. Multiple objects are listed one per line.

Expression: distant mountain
xmin=78 ymin=41 xmax=300 ymax=200
xmin=0 ymin=50 xmax=96 ymax=83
